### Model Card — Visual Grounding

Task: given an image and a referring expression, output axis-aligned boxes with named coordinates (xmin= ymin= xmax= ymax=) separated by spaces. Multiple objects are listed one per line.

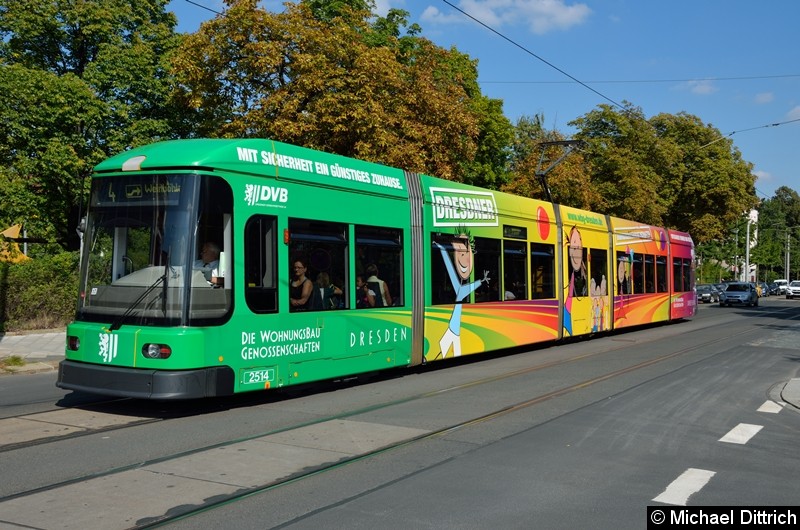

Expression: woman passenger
xmin=289 ymin=258 xmax=313 ymax=311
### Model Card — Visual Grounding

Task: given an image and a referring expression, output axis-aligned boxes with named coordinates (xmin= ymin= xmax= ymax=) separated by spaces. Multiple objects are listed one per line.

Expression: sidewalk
xmin=0 ymin=329 xmax=66 ymax=374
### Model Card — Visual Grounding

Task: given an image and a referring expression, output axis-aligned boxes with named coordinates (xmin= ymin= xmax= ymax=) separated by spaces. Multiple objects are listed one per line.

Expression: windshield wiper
xmin=162 ymin=247 xmax=171 ymax=317
xmin=109 ymin=273 xmax=166 ymax=331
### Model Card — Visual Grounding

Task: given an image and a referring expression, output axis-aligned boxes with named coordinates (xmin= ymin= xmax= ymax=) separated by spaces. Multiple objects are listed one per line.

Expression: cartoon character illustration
xmin=563 ymin=226 xmax=587 ymax=336
xmin=615 ymin=249 xmax=633 ymax=321
xmin=568 ymin=226 xmax=587 ymax=297
xmin=433 ymin=229 xmax=490 ymax=359
xmin=590 ymin=274 xmax=607 ymax=332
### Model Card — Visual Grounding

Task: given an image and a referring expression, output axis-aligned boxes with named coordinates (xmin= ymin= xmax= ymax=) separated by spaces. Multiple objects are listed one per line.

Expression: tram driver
xmin=194 ymin=241 xmax=221 ymax=285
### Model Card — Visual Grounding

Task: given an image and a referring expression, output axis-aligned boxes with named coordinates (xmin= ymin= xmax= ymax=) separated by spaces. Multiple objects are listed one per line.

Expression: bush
xmin=0 ymin=251 xmax=79 ymax=332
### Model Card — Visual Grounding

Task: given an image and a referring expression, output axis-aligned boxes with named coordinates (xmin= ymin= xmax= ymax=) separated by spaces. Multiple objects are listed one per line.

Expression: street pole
xmin=745 ymin=219 xmax=751 ymax=282
xmin=733 ymin=229 xmax=739 ymax=281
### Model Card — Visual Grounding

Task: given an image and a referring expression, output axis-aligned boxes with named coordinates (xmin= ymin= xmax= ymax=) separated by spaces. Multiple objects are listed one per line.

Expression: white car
xmin=786 ymin=281 xmax=800 ymax=299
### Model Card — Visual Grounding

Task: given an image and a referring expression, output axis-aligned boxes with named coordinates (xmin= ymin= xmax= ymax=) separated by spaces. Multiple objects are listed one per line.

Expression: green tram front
xmin=57 ymin=172 xmax=235 ymax=399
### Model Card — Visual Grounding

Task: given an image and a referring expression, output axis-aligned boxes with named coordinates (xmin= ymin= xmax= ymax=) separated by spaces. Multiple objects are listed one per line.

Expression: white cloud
xmin=788 ymin=105 xmax=800 ymax=120
xmin=675 ymin=80 xmax=718 ymax=96
xmin=754 ymin=169 xmax=771 ymax=184
xmin=421 ymin=0 xmax=591 ymax=34
xmin=421 ymin=5 xmax=467 ymax=25
xmin=374 ymin=0 xmax=393 ymax=16
xmin=754 ymin=92 xmax=774 ymax=104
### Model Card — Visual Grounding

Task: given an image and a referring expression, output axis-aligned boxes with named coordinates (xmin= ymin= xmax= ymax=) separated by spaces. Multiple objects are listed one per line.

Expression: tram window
xmin=589 ymin=248 xmax=608 ymax=296
xmin=632 ymin=253 xmax=644 ymax=294
xmin=189 ymin=175 xmax=233 ymax=323
xmin=244 ymin=215 xmax=278 ymax=313
xmin=644 ymin=255 xmax=655 ymax=293
xmin=355 ymin=225 xmax=403 ymax=307
xmin=682 ymin=258 xmax=692 ymax=292
xmin=672 ymin=257 xmax=693 ymax=292
xmin=656 ymin=256 xmax=668 ymax=293
xmin=504 ymin=240 xmax=528 ymax=300
xmin=288 ymin=219 xmax=348 ymax=312
xmin=474 ymin=237 xmax=500 ymax=303
xmin=431 ymin=234 xmax=453 ymax=305
xmin=531 ymin=243 xmax=555 ymax=299
xmin=616 ymin=252 xmax=630 ymax=295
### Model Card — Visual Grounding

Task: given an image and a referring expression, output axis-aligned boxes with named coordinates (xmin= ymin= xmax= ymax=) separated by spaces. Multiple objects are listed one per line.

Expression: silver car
xmin=786 ymin=281 xmax=800 ymax=299
xmin=719 ymin=282 xmax=758 ymax=307
xmin=696 ymin=284 xmax=719 ymax=303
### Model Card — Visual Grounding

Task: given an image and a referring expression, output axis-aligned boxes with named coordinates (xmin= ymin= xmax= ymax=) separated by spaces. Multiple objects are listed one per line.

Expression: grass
xmin=0 ymin=355 xmax=25 ymax=369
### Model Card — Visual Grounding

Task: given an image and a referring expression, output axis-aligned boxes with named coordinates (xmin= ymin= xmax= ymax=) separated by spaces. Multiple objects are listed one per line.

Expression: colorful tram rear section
xmin=57 ymin=138 xmax=695 ymax=399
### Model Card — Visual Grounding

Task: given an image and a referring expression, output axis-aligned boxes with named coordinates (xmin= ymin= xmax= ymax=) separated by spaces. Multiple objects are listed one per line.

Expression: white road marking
xmin=653 ymin=468 xmax=716 ymax=506
xmin=718 ymin=423 xmax=763 ymax=444
xmin=757 ymin=400 xmax=783 ymax=413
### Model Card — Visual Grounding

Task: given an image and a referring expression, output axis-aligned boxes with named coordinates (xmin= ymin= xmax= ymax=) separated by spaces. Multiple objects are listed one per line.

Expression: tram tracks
xmin=0 ymin=319 xmax=689 ymax=454
xmin=144 ymin=317 xmax=765 ymax=529
xmin=1 ymin=310 xmax=779 ymax=529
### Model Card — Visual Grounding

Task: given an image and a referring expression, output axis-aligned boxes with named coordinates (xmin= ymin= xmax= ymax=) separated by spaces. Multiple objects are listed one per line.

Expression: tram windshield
xmin=77 ymin=173 xmax=232 ymax=327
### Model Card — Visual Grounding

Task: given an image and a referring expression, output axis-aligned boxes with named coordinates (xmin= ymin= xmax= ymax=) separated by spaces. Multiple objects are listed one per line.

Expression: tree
xmin=462 ymin=95 xmax=513 ymax=189
xmin=0 ymin=65 xmax=107 ymax=249
xmin=0 ymin=0 xmax=184 ymax=248
xmin=649 ymin=111 xmax=757 ymax=242
xmin=570 ymin=103 xmax=671 ymax=226
xmin=569 ymin=104 xmax=757 ymax=239
xmin=171 ymin=0 xmax=502 ymax=182
xmin=751 ymin=187 xmax=800 ymax=279
xmin=503 ymin=114 xmax=596 ymax=208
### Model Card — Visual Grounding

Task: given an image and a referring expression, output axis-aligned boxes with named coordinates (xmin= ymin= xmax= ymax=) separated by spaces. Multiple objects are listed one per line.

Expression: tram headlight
xmin=142 ymin=343 xmax=172 ymax=359
xmin=67 ymin=336 xmax=80 ymax=351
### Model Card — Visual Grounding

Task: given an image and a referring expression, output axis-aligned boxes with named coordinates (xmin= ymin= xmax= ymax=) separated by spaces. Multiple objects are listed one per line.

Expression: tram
xmin=56 ymin=138 xmax=696 ymax=399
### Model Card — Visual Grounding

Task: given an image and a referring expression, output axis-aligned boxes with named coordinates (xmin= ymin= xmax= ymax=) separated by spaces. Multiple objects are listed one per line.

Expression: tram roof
xmin=92 ymin=139 xmax=694 ymax=246
xmin=93 ymin=138 xmax=410 ymax=199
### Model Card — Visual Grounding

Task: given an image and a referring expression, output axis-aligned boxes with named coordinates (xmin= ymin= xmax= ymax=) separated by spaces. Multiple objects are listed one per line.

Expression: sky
xmin=166 ymin=0 xmax=800 ymax=200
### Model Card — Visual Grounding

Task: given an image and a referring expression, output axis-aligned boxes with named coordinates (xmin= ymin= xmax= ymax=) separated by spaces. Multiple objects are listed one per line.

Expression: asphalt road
xmin=1 ymin=297 xmax=799 ymax=529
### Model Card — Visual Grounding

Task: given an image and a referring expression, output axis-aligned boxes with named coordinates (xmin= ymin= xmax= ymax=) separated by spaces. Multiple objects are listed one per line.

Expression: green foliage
xmin=0 ymin=0 xmax=792 ymax=284
xmin=461 ymin=96 xmax=513 ymax=189
xmin=0 ymin=0 xmax=184 ymax=250
xmin=751 ymin=188 xmax=800 ymax=278
xmin=171 ymin=0 xmax=495 ymax=182
xmin=0 ymin=355 xmax=25 ymax=368
xmin=565 ymin=103 xmax=758 ymax=238
xmin=0 ymin=65 xmax=106 ymax=246
xmin=503 ymin=114 xmax=597 ymax=208
xmin=303 ymin=0 xmax=373 ymax=22
xmin=0 ymin=251 xmax=78 ymax=332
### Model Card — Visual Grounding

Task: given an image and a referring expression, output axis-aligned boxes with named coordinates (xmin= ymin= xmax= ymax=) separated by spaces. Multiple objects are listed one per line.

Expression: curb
xmin=0 ymin=361 xmax=59 ymax=375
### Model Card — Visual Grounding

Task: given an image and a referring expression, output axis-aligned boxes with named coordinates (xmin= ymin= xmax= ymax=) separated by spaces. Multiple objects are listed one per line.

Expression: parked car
xmin=719 ymin=282 xmax=758 ymax=307
xmin=786 ymin=281 xmax=800 ymax=299
xmin=696 ymin=284 xmax=720 ymax=303
xmin=757 ymin=281 xmax=770 ymax=297
xmin=774 ymin=279 xmax=789 ymax=295
xmin=768 ymin=282 xmax=780 ymax=296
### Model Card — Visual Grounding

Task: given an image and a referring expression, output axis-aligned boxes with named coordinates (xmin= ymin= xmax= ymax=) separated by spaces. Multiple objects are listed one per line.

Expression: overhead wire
xmin=437 ymin=0 xmax=626 ymax=111
xmin=482 ymin=74 xmax=800 ymax=84
xmin=437 ymin=0 xmax=800 ymax=195
xmin=182 ymin=0 xmax=798 ymax=167
xmin=698 ymin=117 xmax=800 ymax=149
xmin=182 ymin=0 xmax=221 ymax=15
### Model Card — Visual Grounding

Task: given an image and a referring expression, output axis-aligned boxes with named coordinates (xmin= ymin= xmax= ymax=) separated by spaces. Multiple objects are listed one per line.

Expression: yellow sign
xmin=0 ymin=224 xmax=31 ymax=263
